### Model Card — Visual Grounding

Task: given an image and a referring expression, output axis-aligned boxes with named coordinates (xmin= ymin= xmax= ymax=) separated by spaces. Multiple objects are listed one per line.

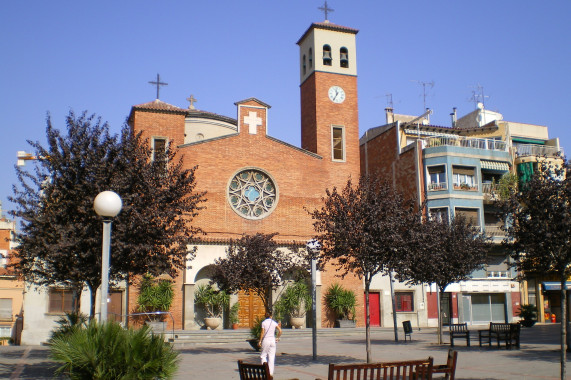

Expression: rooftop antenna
xmin=411 ymin=80 xmax=434 ymax=111
xmin=468 ymin=84 xmax=489 ymax=109
xmin=318 ymin=1 xmax=334 ymax=22
xmin=385 ymin=93 xmax=394 ymax=109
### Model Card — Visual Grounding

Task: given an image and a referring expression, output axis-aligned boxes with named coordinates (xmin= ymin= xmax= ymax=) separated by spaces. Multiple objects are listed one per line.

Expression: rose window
xmin=228 ymin=169 xmax=278 ymax=219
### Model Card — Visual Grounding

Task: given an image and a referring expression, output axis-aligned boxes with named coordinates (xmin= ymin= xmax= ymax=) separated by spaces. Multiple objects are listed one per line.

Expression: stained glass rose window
xmin=227 ymin=168 xmax=278 ymax=219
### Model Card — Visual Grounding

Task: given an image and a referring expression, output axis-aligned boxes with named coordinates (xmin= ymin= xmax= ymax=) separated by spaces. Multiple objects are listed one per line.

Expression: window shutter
xmin=452 ymin=166 xmax=475 ymax=175
xmin=0 ymin=299 xmax=13 ymax=320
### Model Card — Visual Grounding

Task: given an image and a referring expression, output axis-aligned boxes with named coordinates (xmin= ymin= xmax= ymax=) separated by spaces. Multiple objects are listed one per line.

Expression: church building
xmin=127 ymin=20 xmax=363 ymax=330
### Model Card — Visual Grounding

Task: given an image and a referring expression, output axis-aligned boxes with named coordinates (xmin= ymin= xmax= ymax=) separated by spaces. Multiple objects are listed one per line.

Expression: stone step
xmin=157 ymin=327 xmax=366 ymax=347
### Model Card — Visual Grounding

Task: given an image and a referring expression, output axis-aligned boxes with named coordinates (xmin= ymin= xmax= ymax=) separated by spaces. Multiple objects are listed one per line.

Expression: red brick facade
xmin=360 ymin=125 xmax=423 ymax=203
xmin=127 ymin=23 xmax=365 ymax=329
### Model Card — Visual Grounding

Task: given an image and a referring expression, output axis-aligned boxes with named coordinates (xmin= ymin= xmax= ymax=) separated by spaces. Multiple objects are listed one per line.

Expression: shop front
xmin=541 ymin=282 xmax=571 ymax=323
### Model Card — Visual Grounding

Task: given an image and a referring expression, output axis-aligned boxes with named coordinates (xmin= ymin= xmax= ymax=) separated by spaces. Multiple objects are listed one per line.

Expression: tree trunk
xmin=264 ymin=286 xmax=273 ymax=314
xmin=437 ymin=285 xmax=442 ymax=345
xmin=365 ymin=278 xmax=371 ymax=363
xmin=389 ymin=272 xmax=398 ymax=342
xmin=560 ymin=276 xmax=567 ymax=380
xmin=124 ymin=274 xmax=130 ymax=327
xmin=72 ymin=285 xmax=81 ymax=314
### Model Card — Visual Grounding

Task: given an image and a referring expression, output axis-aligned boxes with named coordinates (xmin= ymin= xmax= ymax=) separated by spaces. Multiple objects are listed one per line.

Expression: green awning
xmin=480 ymin=160 xmax=509 ymax=171
xmin=512 ymin=138 xmax=545 ymax=145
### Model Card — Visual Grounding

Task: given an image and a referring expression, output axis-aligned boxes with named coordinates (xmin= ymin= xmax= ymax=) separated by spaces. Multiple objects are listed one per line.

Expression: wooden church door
xmin=237 ymin=291 xmax=265 ymax=328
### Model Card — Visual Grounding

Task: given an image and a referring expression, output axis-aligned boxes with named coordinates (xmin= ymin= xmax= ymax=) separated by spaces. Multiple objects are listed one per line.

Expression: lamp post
xmin=94 ymin=191 xmax=122 ymax=323
xmin=307 ymin=239 xmax=321 ymax=361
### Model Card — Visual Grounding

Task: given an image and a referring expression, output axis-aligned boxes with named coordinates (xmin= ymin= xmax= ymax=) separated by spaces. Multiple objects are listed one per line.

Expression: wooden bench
xmin=433 ymin=349 xmax=458 ymax=380
xmin=448 ymin=323 xmax=470 ymax=347
xmin=237 ymin=360 xmax=273 ymax=380
xmin=320 ymin=357 xmax=434 ymax=380
xmin=478 ymin=322 xmax=521 ymax=349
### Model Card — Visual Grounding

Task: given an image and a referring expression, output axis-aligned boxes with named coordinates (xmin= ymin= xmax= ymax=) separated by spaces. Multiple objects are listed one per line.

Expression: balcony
xmin=484 ymin=225 xmax=506 ymax=238
xmin=426 ymin=136 xmax=508 ymax=152
xmin=514 ymin=144 xmax=564 ymax=158
xmin=452 ymin=182 xmax=478 ymax=191
xmin=482 ymin=183 xmax=499 ymax=202
xmin=481 ymin=183 xmax=498 ymax=194
xmin=427 ymin=182 xmax=447 ymax=191
xmin=486 ymin=271 xmax=510 ymax=279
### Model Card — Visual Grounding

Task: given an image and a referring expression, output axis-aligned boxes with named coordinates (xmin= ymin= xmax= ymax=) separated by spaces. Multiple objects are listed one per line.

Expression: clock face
xmin=328 ymin=86 xmax=346 ymax=103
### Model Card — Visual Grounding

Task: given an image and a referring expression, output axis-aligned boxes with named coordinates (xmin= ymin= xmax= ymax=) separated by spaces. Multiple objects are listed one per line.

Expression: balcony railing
xmin=427 ymin=182 xmax=448 ymax=191
xmin=485 ymin=225 xmax=506 ymax=237
xmin=514 ymin=144 xmax=564 ymax=158
xmin=487 ymin=271 xmax=510 ymax=279
xmin=452 ymin=182 xmax=479 ymax=191
xmin=426 ymin=136 xmax=508 ymax=152
xmin=481 ymin=183 xmax=498 ymax=194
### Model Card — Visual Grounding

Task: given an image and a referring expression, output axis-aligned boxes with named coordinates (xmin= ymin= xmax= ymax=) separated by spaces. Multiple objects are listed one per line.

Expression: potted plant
xmin=274 ymin=279 xmax=312 ymax=329
xmin=229 ymin=302 xmax=240 ymax=329
xmin=137 ymin=274 xmax=174 ymax=332
xmin=325 ymin=283 xmax=356 ymax=328
xmin=194 ymin=284 xmax=230 ymax=330
xmin=517 ymin=304 xmax=537 ymax=327
xmin=248 ymin=316 xmax=264 ymax=351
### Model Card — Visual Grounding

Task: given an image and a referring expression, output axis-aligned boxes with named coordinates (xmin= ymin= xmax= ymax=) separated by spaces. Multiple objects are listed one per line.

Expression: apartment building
xmin=361 ymin=103 xmax=564 ymax=326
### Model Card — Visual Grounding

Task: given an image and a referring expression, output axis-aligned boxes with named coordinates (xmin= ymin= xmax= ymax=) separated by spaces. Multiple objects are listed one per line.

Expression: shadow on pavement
xmin=277 ymin=352 xmax=360 ymax=367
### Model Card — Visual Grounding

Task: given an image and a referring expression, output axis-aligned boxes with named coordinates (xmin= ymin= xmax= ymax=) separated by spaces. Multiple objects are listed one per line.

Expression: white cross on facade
xmin=244 ymin=111 xmax=262 ymax=134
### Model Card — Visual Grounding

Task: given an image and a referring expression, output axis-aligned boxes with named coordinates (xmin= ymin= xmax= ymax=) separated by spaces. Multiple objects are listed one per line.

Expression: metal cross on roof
xmin=148 ymin=74 xmax=168 ymax=100
xmin=187 ymin=94 xmax=197 ymax=110
xmin=318 ymin=1 xmax=334 ymax=21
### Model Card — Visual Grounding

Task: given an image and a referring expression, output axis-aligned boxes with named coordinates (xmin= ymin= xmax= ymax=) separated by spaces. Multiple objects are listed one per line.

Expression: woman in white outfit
xmin=258 ymin=311 xmax=282 ymax=376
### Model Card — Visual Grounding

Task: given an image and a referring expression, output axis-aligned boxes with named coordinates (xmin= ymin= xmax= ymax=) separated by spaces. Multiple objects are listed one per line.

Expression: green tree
xmin=9 ymin=111 xmax=206 ymax=317
xmin=396 ymin=214 xmax=489 ymax=344
xmin=309 ymin=175 xmax=421 ymax=363
xmin=211 ymin=233 xmax=302 ymax=313
xmin=498 ymin=157 xmax=570 ymax=380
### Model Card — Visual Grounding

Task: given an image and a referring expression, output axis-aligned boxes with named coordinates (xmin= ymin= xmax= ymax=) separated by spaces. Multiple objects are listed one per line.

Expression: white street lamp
xmin=94 ymin=191 xmax=122 ymax=323
xmin=306 ymin=239 xmax=321 ymax=361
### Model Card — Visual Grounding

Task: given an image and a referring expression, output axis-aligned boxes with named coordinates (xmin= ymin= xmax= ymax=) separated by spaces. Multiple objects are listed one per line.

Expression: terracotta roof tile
xmin=132 ymin=99 xmax=187 ymax=113
xmin=297 ymin=21 xmax=359 ymax=45
xmin=234 ymin=98 xmax=272 ymax=109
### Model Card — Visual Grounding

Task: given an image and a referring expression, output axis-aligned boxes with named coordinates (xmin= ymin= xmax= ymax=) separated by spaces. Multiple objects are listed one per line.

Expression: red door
xmin=365 ymin=292 xmax=381 ymax=327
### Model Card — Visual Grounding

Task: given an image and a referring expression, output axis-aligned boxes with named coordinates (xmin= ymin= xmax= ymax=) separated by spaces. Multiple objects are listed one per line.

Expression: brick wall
xmin=320 ymin=261 xmax=364 ymax=327
xmin=126 ymin=270 xmax=185 ymax=329
xmin=129 ymin=91 xmax=362 ymax=328
xmin=361 ymin=126 xmax=422 ymax=204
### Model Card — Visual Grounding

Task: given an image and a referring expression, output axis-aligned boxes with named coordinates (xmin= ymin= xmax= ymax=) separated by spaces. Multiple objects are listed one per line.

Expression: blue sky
xmin=1 ymin=1 xmax=570 ymax=217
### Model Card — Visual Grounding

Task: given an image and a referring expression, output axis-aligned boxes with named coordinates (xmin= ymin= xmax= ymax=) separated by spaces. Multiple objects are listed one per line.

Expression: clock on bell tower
xmin=297 ymin=21 xmax=359 ymax=170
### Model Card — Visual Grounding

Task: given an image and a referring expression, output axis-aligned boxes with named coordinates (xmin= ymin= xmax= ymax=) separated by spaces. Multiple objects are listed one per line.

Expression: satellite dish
xmin=477 ymin=102 xmax=484 ymax=110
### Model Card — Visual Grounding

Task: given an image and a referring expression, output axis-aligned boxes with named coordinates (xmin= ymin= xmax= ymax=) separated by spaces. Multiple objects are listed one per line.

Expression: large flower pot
xmin=290 ymin=316 xmax=305 ymax=329
xmin=520 ymin=319 xmax=536 ymax=327
xmin=204 ymin=317 xmax=222 ymax=330
xmin=335 ymin=319 xmax=356 ymax=328
xmin=145 ymin=321 xmax=166 ymax=333
xmin=247 ymin=338 xmax=260 ymax=351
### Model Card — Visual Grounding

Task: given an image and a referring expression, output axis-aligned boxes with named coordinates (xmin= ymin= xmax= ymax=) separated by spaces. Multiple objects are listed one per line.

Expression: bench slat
xmin=237 ymin=360 xmax=272 ymax=380
xmin=327 ymin=358 xmax=433 ymax=380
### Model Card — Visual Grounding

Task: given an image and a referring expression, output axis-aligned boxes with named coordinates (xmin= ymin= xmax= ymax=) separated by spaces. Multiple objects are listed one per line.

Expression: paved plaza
xmin=0 ymin=324 xmax=568 ymax=379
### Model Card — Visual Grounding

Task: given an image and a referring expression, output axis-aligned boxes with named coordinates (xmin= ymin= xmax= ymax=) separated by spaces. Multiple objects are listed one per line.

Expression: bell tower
xmin=297 ymin=21 xmax=359 ymax=169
